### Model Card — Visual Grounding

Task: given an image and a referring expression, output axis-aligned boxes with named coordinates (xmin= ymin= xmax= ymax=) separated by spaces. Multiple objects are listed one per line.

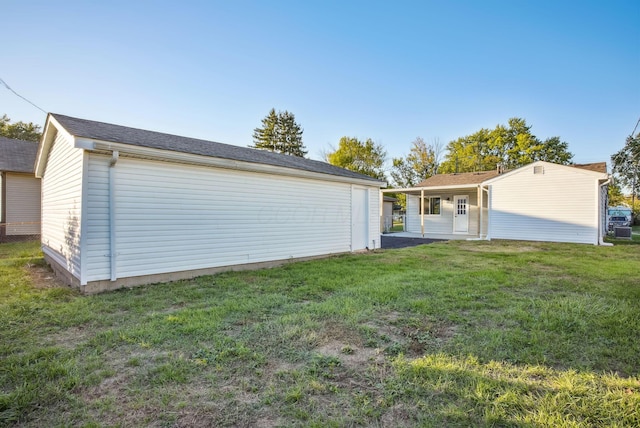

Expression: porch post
xmin=487 ymin=185 xmax=492 ymax=240
xmin=379 ymin=190 xmax=384 ymax=233
xmin=477 ymin=185 xmax=482 ymax=238
xmin=420 ymin=188 xmax=424 ymax=237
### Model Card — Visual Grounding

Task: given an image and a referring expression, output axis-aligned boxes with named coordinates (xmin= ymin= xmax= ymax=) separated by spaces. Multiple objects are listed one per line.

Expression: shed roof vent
xmin=533 ymin=165 xmax=544 ymax=175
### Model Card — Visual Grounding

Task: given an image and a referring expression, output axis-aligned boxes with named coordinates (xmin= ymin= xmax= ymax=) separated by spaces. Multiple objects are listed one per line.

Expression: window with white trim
xmin=418 ymin=197 xmax=441 ymax=215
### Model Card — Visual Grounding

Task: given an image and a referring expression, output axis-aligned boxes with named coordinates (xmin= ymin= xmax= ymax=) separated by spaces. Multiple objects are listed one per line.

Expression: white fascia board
xmin=88 ymin=139 xmax=385 ymax=187
xmin=382 ymin=184 xmax=479 ymax=194
xmin=482 ymin=161 xmax=608 ymax=185
xmin=35 ymin=115 xmax=75 ymax=177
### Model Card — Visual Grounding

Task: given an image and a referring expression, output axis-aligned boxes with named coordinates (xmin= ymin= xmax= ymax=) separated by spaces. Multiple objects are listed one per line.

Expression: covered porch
xmin=381 ymin=183 xmax=490 ymax=240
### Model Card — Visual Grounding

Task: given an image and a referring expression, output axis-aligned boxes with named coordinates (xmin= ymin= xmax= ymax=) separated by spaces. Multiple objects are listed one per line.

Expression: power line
xmin=631 ymin=116 xmax=640 ymax=137
xmin=0 ymin=77 xmax=46 ymax=114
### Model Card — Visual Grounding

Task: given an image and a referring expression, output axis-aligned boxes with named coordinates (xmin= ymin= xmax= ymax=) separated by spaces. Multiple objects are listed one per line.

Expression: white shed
xmin=0 ymin=136 xmax=41 ymax=242
xmin=35 ymin=114 xmax=384 ymax=293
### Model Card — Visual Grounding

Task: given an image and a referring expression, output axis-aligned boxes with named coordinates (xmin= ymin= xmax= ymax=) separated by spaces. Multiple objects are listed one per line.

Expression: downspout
xmin=598 ymin=178 xmax=613 ymax=246
xmin=420 ymin=188 xmax=424 ymax=237
xmin=468 ymin=185 xmax=491 ymax=241
xmin=379 ymin=190 xmax=383 ymax=235
xmin=109 ymin=151 xmax=119 ymax=280
xmin=1 ymin=171 xmax=6 ymax=242
xmin=486 ymin=185 xmax=492 ymax=241
xmin=477 ymin=185 xmax=482 ymax=238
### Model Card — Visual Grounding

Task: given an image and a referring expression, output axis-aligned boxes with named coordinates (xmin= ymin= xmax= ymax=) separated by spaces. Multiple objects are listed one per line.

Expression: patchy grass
xmin=1 ymin=239 xmax=639 ymax=427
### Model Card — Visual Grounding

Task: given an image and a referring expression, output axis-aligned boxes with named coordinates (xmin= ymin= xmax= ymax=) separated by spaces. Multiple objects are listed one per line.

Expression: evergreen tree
xmin=251 ymin=109 xmax=306 ymax=157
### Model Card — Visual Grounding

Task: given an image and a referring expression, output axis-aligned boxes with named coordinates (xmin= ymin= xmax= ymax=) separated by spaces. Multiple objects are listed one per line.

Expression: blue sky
xmin=2 ymin=0 xmax=638 ymax=172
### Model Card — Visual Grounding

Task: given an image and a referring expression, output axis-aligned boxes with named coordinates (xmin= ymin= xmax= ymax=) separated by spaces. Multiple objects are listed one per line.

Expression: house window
xmin=418 ymin=197 xmax=441 ymax=215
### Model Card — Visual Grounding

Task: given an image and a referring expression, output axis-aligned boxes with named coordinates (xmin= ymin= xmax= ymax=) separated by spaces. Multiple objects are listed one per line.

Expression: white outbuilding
xmin=35 ymin=114 xmax=384 ymax=293
xmin=0 ymin=136 xmax=41 ymax=242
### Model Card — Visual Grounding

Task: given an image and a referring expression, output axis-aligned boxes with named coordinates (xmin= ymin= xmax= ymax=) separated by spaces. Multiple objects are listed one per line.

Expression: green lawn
xmin=1 ymin=240 xmax=639 ymax=427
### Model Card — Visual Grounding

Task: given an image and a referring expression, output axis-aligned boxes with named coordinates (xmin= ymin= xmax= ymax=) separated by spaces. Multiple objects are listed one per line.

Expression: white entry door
xmin=453 ymin=195 xmax=469 ymax=234
xmin=351 ymin=188 xmax=369 ymax=250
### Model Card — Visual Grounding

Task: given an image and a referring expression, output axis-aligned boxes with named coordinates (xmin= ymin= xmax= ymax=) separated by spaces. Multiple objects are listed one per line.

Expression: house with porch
xmin=384 ymin=161 xmax=609 ymax=245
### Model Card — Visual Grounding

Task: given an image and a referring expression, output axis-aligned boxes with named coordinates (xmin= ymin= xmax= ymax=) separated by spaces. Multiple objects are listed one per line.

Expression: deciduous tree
xmin=390 ymin=137 xmax=441 ymax=187
xmin=325 ymin=137 xmax=386 ymax=180
xmin=607 ymin=181 xmax=625 ymax=207
xmin=439 ymin=118 xmax=573 ymax=173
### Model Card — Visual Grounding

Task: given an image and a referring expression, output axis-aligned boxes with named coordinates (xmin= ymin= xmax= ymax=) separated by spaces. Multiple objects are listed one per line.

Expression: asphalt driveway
xmin=381 ymin=235 xmax=445 ymax=249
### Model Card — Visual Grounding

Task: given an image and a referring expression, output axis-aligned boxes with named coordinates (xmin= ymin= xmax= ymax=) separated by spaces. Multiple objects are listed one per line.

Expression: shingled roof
xmin=572 ymin=162 xmax=607 ymax=173
xmin=415 ymin=170 xmax=502 ymax=187
xmin=0 ymin=136 xmax=39 ymax=173
xmin=415 ymin=162 xmax=608 ymax=188
xmin=50 ymin=113 xmax=383 ymax=184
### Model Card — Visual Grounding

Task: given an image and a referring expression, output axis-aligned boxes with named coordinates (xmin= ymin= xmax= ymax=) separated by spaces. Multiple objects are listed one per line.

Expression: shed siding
xmin=104 ymin=157 xmax=358 ymax=280
xmin=41 ymin=133 xmax=84 ymax=278
xmin=84 ymin=154 xmax=111 ymax=281
xmin=368 ymin=188 xmax=381 ymax=249
xmin=488 ymin=164 xmax=598 ymax=244
xmin=5 ymin=173 xmax=41 ymax=235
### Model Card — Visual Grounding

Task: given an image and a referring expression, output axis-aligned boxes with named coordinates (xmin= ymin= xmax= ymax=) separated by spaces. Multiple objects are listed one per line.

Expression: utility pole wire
xmin=631 ymin=116 xmax=640 ymax=137
xmin=0 ymin=77 xmax=47 ymax=114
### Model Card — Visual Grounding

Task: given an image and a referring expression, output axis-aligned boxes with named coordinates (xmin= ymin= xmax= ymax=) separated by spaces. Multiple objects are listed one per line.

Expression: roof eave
xmin=382 ymin=183 xmax=480 ymax=194
xmin=482 ymin=160 xmax=609 ymax=185
xmin=89 ymin=139 xmax=385 ymax=187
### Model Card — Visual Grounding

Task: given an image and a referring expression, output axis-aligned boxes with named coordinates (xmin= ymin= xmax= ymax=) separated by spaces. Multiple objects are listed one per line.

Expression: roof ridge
xmin=48 ymin=113 xmax=384 ymax=184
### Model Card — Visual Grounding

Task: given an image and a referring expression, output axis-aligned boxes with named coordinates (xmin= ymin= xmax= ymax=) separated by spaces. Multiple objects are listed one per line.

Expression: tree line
xmin=251 ymin=108 xmax=639 ymax=215
xmin=3 ymin=110 xmax=637 ymax=217
xmin=251 ymin=110 xmax=575 ymax=183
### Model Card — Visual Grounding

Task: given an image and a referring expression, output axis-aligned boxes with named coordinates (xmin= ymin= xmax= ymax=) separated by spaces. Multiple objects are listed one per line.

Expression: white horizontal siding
xmin=41 ymin=132 xmax=84 ymax=278
xmin=488 ymin=164 xmax=598 ymax=244
xmin=406 ymin=195 xmax=421 ymax=233
xmin=84 ymin=154 xmax=111 ymax=281
xmin=104 ymin=157 xmax=360 ymax=279
xmin=368 ymin=188 xmax=381 ymax=249
xmin=5 ymin=173 xmax=41 ymax=235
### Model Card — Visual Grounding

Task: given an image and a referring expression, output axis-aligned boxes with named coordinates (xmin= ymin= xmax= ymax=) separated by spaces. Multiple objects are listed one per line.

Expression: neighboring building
xmin=0 ymin=136 xmax=41 ymax=242
xmin=35 ymin=113 xmax=384 ymax=293
xmin=382 ymin=196 xmax=397 ymax=232
xmin=386 ymin=161 xmax=609 ymax=245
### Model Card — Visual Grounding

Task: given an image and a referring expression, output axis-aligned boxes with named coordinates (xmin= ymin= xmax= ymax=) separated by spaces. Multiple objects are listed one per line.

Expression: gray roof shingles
xmin=415 ymin=170 xmax=502 ymax=187
xmin=0 ymin=136 xmax=39 ymax=173
xmin=416 ymin=162 xmax=607 ymax=188
xmin=51 ymin=113 xmax=383 ymax=184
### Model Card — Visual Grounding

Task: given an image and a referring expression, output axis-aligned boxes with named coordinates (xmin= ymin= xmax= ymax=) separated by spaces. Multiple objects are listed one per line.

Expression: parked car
xmin=607 ymin=206 xmax=632 ymax=231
